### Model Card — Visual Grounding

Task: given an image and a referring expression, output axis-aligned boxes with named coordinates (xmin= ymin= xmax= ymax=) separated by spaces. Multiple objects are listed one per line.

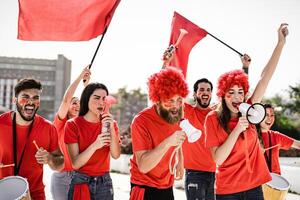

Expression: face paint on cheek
xmin=225 ymin=93 xmax=232 ymax=99
xmin=35 ymin=102 xmax=40 ymax=107
xmin=18 ymin=99 xmax=28 ymax=106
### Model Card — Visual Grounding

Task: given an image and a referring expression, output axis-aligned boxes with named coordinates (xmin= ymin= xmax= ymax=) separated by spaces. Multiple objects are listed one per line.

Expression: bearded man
xmin=0 ymin=78 xmax=63 ymax=200
xmin=129 ymin=67 xmax=188 ymax=200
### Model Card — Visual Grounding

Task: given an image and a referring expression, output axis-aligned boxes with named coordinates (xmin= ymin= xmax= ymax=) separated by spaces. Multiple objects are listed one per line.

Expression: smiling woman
xmin=204 ymin=23 xmax=289 ymax=199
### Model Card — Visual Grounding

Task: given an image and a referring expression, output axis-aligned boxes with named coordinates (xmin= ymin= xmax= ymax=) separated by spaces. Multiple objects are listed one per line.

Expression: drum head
xmin=267 ymin=173 xmax=290 ymax=190
xmin=0 ymin=176 xmax=28 ymax=200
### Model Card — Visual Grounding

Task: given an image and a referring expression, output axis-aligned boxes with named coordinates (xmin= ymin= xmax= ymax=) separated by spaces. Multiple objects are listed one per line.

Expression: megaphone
xmin=179 ymin=119 xmax=202 ymax=143
xmin=238 ymin=103 xmax=266 ymax=124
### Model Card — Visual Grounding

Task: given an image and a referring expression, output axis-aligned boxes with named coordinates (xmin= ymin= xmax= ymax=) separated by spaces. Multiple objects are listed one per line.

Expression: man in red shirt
xmin=0 ymin=78 xmax=64 ymax=200
xmin=130 ymin=67 xmax=188 ymax=200
xmin=257 ymin=103 xmax=300 ymax=175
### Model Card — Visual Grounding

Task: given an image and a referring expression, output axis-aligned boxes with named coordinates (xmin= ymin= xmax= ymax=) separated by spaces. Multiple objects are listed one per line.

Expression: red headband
xmin=148 ymin=67 xmax=189 ymax=103
xmin=217 ymin=69 xmax=249 ymax=98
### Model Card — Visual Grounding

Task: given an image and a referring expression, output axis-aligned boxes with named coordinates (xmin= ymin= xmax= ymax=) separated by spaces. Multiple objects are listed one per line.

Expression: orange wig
xmin=148 ymin=67 xmax=189 ymax=103
xmin=217 ymin=69 xmax=249 ymax=98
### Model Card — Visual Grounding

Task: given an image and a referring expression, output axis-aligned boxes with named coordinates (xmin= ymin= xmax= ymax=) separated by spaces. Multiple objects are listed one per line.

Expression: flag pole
xmin=83 ymin=27 xmax=108 ymax=83
xmin=89 ymin=26 xmax=108 ymax=69
xmin=207 ymin=32 xmax=243 ymax=57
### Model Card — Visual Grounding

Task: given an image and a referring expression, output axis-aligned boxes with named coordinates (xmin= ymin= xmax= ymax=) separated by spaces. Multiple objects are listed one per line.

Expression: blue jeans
xmin=68 ymin=171 xmax=113 ymax=200
xmin=51 ymin=171 xmax=73 ymax=200
xmin=185 ymin=169 xmax=215 ymax=200
xmin=216 ymin=186 xmax=264 ymax=200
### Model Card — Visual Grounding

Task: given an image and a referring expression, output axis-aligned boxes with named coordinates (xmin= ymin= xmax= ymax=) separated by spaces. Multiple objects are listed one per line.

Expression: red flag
xmin=18 ymin=0 xmax=120 ymax=41
xmin=169 ymin=12 xmax=207 ymax=78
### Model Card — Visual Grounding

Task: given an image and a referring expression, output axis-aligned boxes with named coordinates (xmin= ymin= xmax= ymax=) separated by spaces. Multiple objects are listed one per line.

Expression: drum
xmin=262 ymin=173 xmax=290 ymax=200
xmin=0 ymin=176 xmax=31 ymax=200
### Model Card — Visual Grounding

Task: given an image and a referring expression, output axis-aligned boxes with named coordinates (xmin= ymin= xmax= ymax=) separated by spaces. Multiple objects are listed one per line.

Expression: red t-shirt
xmin=262 ymin=130 xmax=294 ymax=175
xmin=205 ymin=111 xmax=271 ymax=194
xmin=53 ymin=114 xmax=73 ymax=171
xmin=64 ymin=116 xmax=119 ymax=176
xmin=182 ymin=103 xmax=216 ymax=172
xmin=130 ymin=106 xmax=181 ymax=189
xmin=0 ymin=111 xmax=59 ymax=200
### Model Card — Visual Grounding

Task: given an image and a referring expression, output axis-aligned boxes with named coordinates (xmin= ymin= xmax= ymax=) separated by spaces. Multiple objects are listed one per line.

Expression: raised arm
xmin=250 ymin=23 xmax=288 ymax=103
xmin=57 ymin=66 xmax=91 ymax=119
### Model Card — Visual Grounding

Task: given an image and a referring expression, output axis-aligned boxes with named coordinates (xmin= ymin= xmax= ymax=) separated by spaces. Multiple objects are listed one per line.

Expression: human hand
xmin=234 ymin=116 xmax=249 ymax=134
xmin=93 ymin=133 xmax=111 ymax=149
xmin=162 ymin=45 xmax=176 ymax=68
xmin=35 ymin=148 xmax=51 ymax=165
xmin=81 ymin=65 xmax=91 ymax=85
xmin=241 ymin=53 xmax=251 ymax=68
xmin=278 ymin=23 xmax=289 ymax=45
xmin=167 ymin=130 xmax=186 ymax=147
xmin=101 ymin=113 xmax=114 ymax=133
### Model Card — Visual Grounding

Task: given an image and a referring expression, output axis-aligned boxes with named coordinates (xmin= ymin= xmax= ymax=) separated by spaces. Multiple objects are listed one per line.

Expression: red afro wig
xmin=217 ymin=69 xmax=249 ymax=98
xmin=148 ymin=67 xmax=189 ymax=103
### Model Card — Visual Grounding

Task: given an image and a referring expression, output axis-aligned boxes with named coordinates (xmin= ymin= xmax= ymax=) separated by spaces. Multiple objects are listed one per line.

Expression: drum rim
xmin=266 ymin=172 xmax=291 ymax=190
xmin=0 ymin=175 xmax=29 ymax=200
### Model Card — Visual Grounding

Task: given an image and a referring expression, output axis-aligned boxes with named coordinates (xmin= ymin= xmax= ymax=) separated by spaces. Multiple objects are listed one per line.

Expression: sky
xmin=0 ymin=0 xmax=300 ymax=101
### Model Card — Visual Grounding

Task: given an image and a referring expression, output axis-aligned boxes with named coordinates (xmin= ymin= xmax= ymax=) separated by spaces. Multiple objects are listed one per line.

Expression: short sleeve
xmin=131 ymin=117 xmax=152 ymax=152
xmin=205 ymin=112 xmax=221 ymax=148
xmin=53 ymin=114 xmax=67 ymax=133
xmin=64 ymin=120 xmax=79 ymax=144
xmin=274 ymin=131 xmax=294 ymax=150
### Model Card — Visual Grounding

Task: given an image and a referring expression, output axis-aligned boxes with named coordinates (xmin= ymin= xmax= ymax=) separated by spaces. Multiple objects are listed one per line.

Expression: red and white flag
xmin=169 ymin=12 xmax=207 ymax=78
xmin=18 ymin=0 xmax=120 ymax=41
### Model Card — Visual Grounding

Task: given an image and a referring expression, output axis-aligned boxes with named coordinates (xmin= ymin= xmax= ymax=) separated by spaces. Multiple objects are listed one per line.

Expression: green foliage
xmin=110 ymin=87 xmax=147 ymax=154
xmin=285 ymin=84 xmax=300 ymax=114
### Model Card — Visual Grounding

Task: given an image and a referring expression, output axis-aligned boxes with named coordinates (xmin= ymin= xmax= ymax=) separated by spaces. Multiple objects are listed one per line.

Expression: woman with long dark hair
xmin=205 ymin=24 xmax=288 ymax=199
xmin=65 ymin=82 xmax=120 ymax=200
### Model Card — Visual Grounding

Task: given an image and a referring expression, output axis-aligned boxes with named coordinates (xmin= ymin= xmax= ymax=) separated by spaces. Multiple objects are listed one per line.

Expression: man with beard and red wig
xmin=0 ymin=78 xmax=64 ymax=200
xmin=130 ymin=67 xmax=188 ymax=200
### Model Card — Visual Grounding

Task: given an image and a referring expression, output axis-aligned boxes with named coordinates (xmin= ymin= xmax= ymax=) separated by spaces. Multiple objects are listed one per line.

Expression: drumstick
xmin=264 ymin=144 xmax=280 ymax=151
xmin=33 ymin=140 xmax=40 ymax=150
xmin=0 ymin=163 xmax=15 ymax=168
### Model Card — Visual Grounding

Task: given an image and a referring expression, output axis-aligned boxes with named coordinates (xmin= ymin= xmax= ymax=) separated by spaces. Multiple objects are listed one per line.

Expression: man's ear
xmin=12 ymin=96 xmax=17 ymax=104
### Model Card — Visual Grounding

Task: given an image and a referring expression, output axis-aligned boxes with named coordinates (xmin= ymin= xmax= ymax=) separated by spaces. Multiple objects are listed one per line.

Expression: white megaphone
xmin=238 ymin=103 xmax=266 ymax=124
xmin=179 ymin=119 xmax=202 ymax=143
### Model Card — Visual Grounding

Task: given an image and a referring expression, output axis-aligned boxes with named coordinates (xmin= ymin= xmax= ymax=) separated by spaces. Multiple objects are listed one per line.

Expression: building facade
xmin=0 ymin=55 xmax=71 ymax=120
